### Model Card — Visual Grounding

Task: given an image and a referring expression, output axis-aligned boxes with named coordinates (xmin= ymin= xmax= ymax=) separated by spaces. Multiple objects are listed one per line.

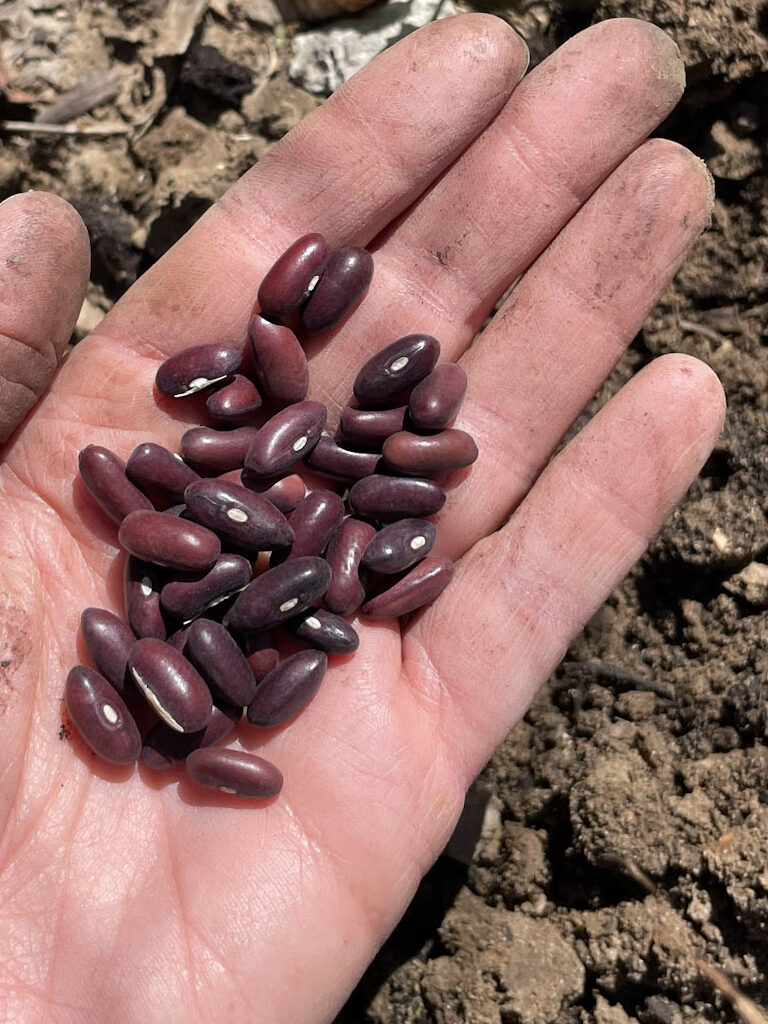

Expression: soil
xmin=2 ymin=0 xmax=768 ymax=1021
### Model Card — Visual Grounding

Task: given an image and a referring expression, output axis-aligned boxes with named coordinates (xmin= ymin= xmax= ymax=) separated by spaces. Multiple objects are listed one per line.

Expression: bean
xmin=348 ymin=476 xmax=446 ymax=520
xmin=245 ymin=473 xmax=306 ymax=513
xmin=155 ymin=343 xmax=243 ymax=398
xmin=166 ymin=625 xmax=192 ymax=652
xmin=274 ymin=489 xmax=344 ymax=563
xmin=247 ymin=315 xmax=309 ymax=409
xmin=124 ymin=557 xmax=166 ymax=640
xmin=324 ymin=517 xmax=376 ymax=615
xmin=205 ymin=375 xmax=262 ymax=424
xmin=186 ymin=747 xmax=284 ymax=798
xmin=183 ymin=479 xmax=293 ymax=551
xmin=246 ymin=650 xmax=327 ymax=727
xmin=180 ymin=426 xmax=259 ymax=475
xmin=184 ymin=618 xmax=258 ymax=706
xmin=141 ymin=702 xmax=241 ymax=770
xmin=80 ymin=607 xmax=136 ymax=696
xmin=382 ymin=429 xmax=478 ymax=477
xmin=301 ymin=246 xmax=373 ymax=334
xmin=79 ymin=445 xmax=154 ymax=524
xmin=126 ymin=442 xmax=200 ymax=503
xmin=305 ymin=435 xmax=381 ymax=481
xmin=361 ymin=518 xmax=437 ymax=574
xmin=244 ymin=400 xmax=327 ymax=479
xmin=353 ymin=334 xmax=440 ymax=407
xmin=160 ymin=553 xmax=252 ymax=622
xmin=65 ymin=665 xmax=141 ymax=765
xmin=408 ymin=362 xmax=467 ymax=429
xmin=119 ymin=510 xmax=221 ymax=571
xmin=128 ymin=638 xmax=213 ymax=733
xmin=289 ymin=609 xmax=359 ymax=654
xmin=361 ymin=555 xmax=454 ymax=618
xmin=224 ymin=556 xmax=332 ymax=634
xmin=257 ymin=233 xmax=329 ymax=322
xmin=242 ymin=633 xmax=280 ymax=682
xmin=339 ymin=405 xmax=407 ymax=446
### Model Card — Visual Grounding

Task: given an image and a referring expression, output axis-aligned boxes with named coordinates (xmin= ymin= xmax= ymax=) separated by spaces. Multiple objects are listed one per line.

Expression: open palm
xmin=0 ymin=14 xmax=724 ymax=1024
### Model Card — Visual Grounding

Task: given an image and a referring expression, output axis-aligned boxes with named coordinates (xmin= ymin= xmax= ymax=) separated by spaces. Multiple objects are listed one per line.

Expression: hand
xmin=0 ymin=14 xmax=723 ymax=1024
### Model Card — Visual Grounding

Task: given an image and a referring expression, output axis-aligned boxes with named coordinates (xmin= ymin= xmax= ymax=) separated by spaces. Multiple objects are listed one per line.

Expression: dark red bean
xmin=65 ymin=665 xmax=142 ymax=765
xmin=257 ymin=233 xmax=329 ymax=322
xmin=180 ymin=426 xmax=259 ymax=475
xmin=160 ymin=554 xmax=252 ymax=622
xmin=155 ymin=343 xmax=243 ymax=398
xmin=79 ymin=445 xmax=154 ymax=524
xmin=126 ymin=442 xmax=200 ymax=503
xmin=246 ymin=650 xmax=327 ymax=727
xmin=277 ymin=489 xmax=344 ymax=562
xmin=119 ymin=510 xmax=221 ymax=571
xmin=244 ymin=400 xmax=327 ymax=479
xmin=348 ymin=476 xmax=445 ymax=520
xmin=80 ymin=608 xmax=136 ymax=697
xmin=301 ymin=246 xmax=373 ymax=334
xmin=339 ymin=406 xmax=407 ymax=446
xmin=353 ymin=335 xmax=440 ymax=407
xmin=408 ymin=363 xmax=467 ymax=429
xmin=361 ymin=555 xmax=455 ymax=618
xmin=305 ymin=435 xmax=381 ymax=481
xmin=289 ymin=609 xmax=359 ymax=654
xmin=124 ymin=557 xmax=166 ymax=640
xmin=186 ymin=747 xmax=283 ymax=798
xmin=242 ymin=633 xmax=280 ymax=682
xmin=184 ymin=619 xmax=258 ymax=706
xmin=249 ymin=473 xmax=306 ymax=512
xmin=382 ymin=429 xmax=478 ymax=476
xmin=141 ymin=702 xmax=241 ymax=770
xmin=128 ymin=638 xmax=213 ymax=733
xmin=362 ymin=518 xmax=437 ymax=574
xmin=224 ymin=556 xmax=332 ymax=634
xmin=205 ymin=375 xmax=262 ymax=424
xmin=183 ymin=479 xmax=293 ymax=551
xmin=247 ymin=315 xmax=309 ymax=409
xmin=166 ymin=625 xmax=192 ymax=652
xmin=324 ymin=517 xmax=377 ymax=615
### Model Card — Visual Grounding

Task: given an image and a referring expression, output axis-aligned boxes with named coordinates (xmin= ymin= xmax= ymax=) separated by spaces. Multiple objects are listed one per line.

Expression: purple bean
xmin=305 ymin=435 xmax=381 ymax=481
xmin=126 ymin=442 xmax=201 ymax=503
xmin=353 ymin=335 xmax=440 ymax=407
xmin=128 ymin=638 xmax=213 ymax=733
xmin=79 ymin=445 xmax=154 ymax=524
xmin=382 ymin=429 xmax=478 ymax=476
xmin=339 ymin=406 xmax=407 ymax=446
xmin=155 ymin=343 xmax=243 ymax=398
xmin=141 ymin=702 xmax=241 ymax=770
xmin=80 ymin=607 xmax=136 ymax=696
xmin=119 ymin=510 xmax=221 ymax=571
xmin=244 ymin=400 xmax=327 ymax=479
xmin=166 ymin=625 xmax=192 ymax=652
xmin=257 ymin=233 xmax=329 ymax=322
xmin=224 ymin=556 xmax=332 ymax=634
xmin=205 ymin=375 xmax=262 ymax=424
xmin=124 ymin=557 xmax=166 ymax=640
xmin=275 ymin=489 xmax=344 ymax=563
xmin=408 ymin=363 xmax=467 ymax=429
xmin=301 ymin=246 xmax=373 ymax=334
xmin=242 ymin=633 xmax=280 ymax=682
xmin=246 ymin=473 xmax=306 ymax=512
xmin=184 ymin=619 xmax=258 ymax=706
xmin=247 ymin=315 xmax=309 ymax=409
xmin=362 ymin=518 xmax=437 ymax=574
xmin=186 ymin=747 xmax=283 ymax=798
xmin=183 ymin=479 xmax=293 ymax=551
xmin=180 ymin=426 xmax=259 ymax=475
xmin=160 ymin=554 xmax=252 ymax=622
xmin=246 ymin=650 xmax=327 ymax=727
xmin=362 ymin=555 xmax=454 ymax=618
xmin=289 ymin=609 xmax=359 ymax=654
xmin=324 ymin=517 xmax=377 ymax=616
xmin=348 ymin=476 xmax=445 ymax=520
xmin=65 ymin=665 xmax=142 ymax=765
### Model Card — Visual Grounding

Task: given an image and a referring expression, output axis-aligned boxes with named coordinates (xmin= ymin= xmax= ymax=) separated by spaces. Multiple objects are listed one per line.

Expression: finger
xmin=408 ymin=354 xmax=725 ymax=782
xmin=0 ymin=192 xmax=89 ymax=444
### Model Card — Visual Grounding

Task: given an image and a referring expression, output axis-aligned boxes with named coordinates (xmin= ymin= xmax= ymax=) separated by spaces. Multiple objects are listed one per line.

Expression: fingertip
xmin=648 ymin=351 xmax=727 ymax=438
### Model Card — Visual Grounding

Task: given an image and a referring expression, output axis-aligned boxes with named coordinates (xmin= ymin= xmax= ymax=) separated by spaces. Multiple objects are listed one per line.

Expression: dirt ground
xmin=2 ymin=0 xmax=767 ymax=1021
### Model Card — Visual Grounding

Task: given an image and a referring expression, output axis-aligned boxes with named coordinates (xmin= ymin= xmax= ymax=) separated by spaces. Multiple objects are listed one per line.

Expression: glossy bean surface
xmin=244 ymin=401 xmax=327 ymax=479
xmin=224 ymin=556 xmax=331 ymax=634
xmin=247 ymin=316 xmax=309 ymax=408
xmin=362 ymin=518 xmax=437 ymax=574
xmin=277 ymin=489 xmax=344 ymax=562
xmin=65 ymin=665 xmax=141 ymax=764
xmin=257 ymin=233 xmax=329 ymax=322
xmin=206 ymin=375 xmax=262 ymax=424
xmin=248 ymin=473 xmax=306 ymax=512
xmin=124 ymin=557 xmax=166 ymax=640
xmin=119 ymin=510 xmax=220 ymax=571
xmin=301 ymin=246 xmax=373 ymax=334
xmin=339 ymin=405 xmax=407 ymax=446
xmin=79 ymin=445 xmax=154 ymax=524
xmin=246 ymin=650 xmax=327 ymax=727
xmin=183 ymin=479 xmax=293 ymax=551
xmin=155 ymin=343 xmax=243 ymax=397
xmin=180 ymin=426 xmax=259 ymax=474
xmin=242 ymin=632 xmax=280 ymax=682
xmin=184 ymin=619 xmax=258 ymax=706
xmin=81 ymin=607 xmax=136 ymax=696
xmin=186 ymin=747 xmax=283 ymax=798
xmin=160 ymin=554 xmax=252 ymax=622
xmin=126 ymin=442 xmax=200 ymax=503
xmin=305 ymin=436 xmax=381 ymax=481
xmin=408 ymin=362 xmax=468 ymax=429
xmin=129 ymin=638 xmax=213 ymax=733
xmin=348 ymin=476 xmax=446 ymax=520
xmin=141 ymin=702 xmax=241 ymax=770
xmin=382 ymin=429 xmax=478 ymax=476
xmin=324 ymin=517 xmax=376 ymax=615
xmin=353 ymin=334 xmax=440 ymax=407
xmin=290 ymin=609 xmax=359 ymax=654
xmin=362 ymin=555 xmax=455 ymax=618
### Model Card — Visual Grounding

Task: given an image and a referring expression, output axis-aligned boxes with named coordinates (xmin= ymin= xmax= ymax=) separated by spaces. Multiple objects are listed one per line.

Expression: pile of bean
xmin=64 ymin=233 xmax=478 ymax=799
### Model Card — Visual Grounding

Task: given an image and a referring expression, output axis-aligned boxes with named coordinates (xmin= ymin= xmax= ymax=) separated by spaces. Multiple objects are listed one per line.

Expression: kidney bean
xmin=289 ymin=609 xmax=359 ymax=654
xmin=244 ymin=400 xmax=326 ymax=479
xmin=301 ymin=246 xmax=373 ymax=334
xmin=247 ymin=316 xmax=309 ymax=409
xmin=80 ymin=607 xmax=136 ymax=696
xmin=348 ymin=476 xmax=445 ymax=520
xmin=242 ymin=632 xmax=280 ymax=682
xmin=79 ymin=445 xmax=154 ymax=524
xmin=186 ymin=747 xmax=284 ymax=798
xmin=183 ymin=479 xmax=293 ymax=551
xmin=362 ymin=555 xmax=454 ymax=618
xmin=141 ymin=702 xmax=241 ymax=770
xmin=245 ymin=473 xmax=306 ymax=512
xmin=224 ymin=556 xmax=332 ymax=634
xmin=408 ymin=362 xmax=467 ymax=429
xmin=257 ymin=233 xmax=329 ymax=322
xmin=184 ymin=619 xmax=258 ymax=706
xmin=166 ymin=625 xmax=192 ymax=652
xmin=160 ymin=553 xmax=252 ymax=622
xmin=180 ymin=426 xmax=260 ymax=475
xmin=65 ymin=665 xmax=142 ymax=764
xmin=382 ymin=429 xmax=478 ymax=477
xmin=128 ymin=638 xmax=213 ymax=733
xmin=305 ymin=436 xmax=381 ymax=481
xmin=324 ymin=517 xmax=377 ymax=615
xmin=155 ymin=343 xmax=243 ymax=398
xmin=274 ymin=489 xmax=344 ymax=563
xmin=205 ymin=375 xmax=262 ymax=424
xmin=124 ymin=557 xmax=166 ymax=640
xmin=119 ymin=510 xmax=220 ymax=571
xmin=246 ymin=650 xmax=327 ymax=727
xmin=339 ymin=406 xmax=407 ymax=446
xmin=362 ymin=518 xmax=437 ymax=574
xmin=126 ymin=442 xmax=200 ymax=503
xmin=353 ymin=335 xmax=440 ymax=407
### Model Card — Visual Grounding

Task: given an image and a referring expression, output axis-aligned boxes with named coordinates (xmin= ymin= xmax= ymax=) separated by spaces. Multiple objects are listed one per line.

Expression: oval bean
xmin=361 ymin=518 xmax=437 ymax=574
xmin=289 ymin=609 xmax=359 ymax=654
xmin=184 ymin=618 xmax=258 ymax=706
xmin=155 ymin=343 xmax=243 ymax=398
xmin=247 ymin=316 xmax=309 ymax=408
xmin=79 ymin=445 xmax=154 ymax=524
xmin=126 ymin=442 xmax=200 ymax=503
xmin=353 ymin=334 xmax=440 ymax=407
xmin=408 ymin=362 xmax=467 ymax=429
xmin=186 ymin=747 xmax=283 ymax=798
xmin=339 ymin=405 xmax=407 ymax=446
xmin=128 ymin=638 xmax=213 ymax=733
xmin=244 ymin=400 xmax=326 ymax=479
xmin=124 ymin=557 xmax=166 ymax=640
xmin=180 ymin=426 xmax=259 ymax=475
xmin=246 ymin=650 xmax=327 ymax=727
xmin=183 ymin=479 xmax=293 ymax=551
xmin=65 ymin=665 xmax=141 ymax=765
xmin=301 ymin=246 xmax=373 ymax=334
xmin=348 ymin=476 xmax=445 ymax=520
xmin=119 ymin=510 xmax=221 ymax=571
xmin=274 ymin=489 xmax=344 ymax=563
xmin=160 ymin=553 xmax=252 ymax=622
xmin=361 ymin=555 xmax=455 ymax=619
xmin=245 ymin=473 xmax=306 ymax=513
xmin=141 ymin=702 xmax=241 ymax=770
xmin=224 ymin=556 xmax=331 ymax=634
xmin=242 ymin=632 xmax=280 ymax=682
xmin=382 ymin=429 xmax=478 ymax=476
xmin=205 ymin=375 xmax=262 ymax=424
xmin=305 ymin=436 xmax=381 ymax=481
xmin=81 ymin=607 xmax=136 ymax=696
xmin=324 ymin=517 xmax=376 ymax=616
xmin=257 ymin=233 xmax=329 ymax=322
